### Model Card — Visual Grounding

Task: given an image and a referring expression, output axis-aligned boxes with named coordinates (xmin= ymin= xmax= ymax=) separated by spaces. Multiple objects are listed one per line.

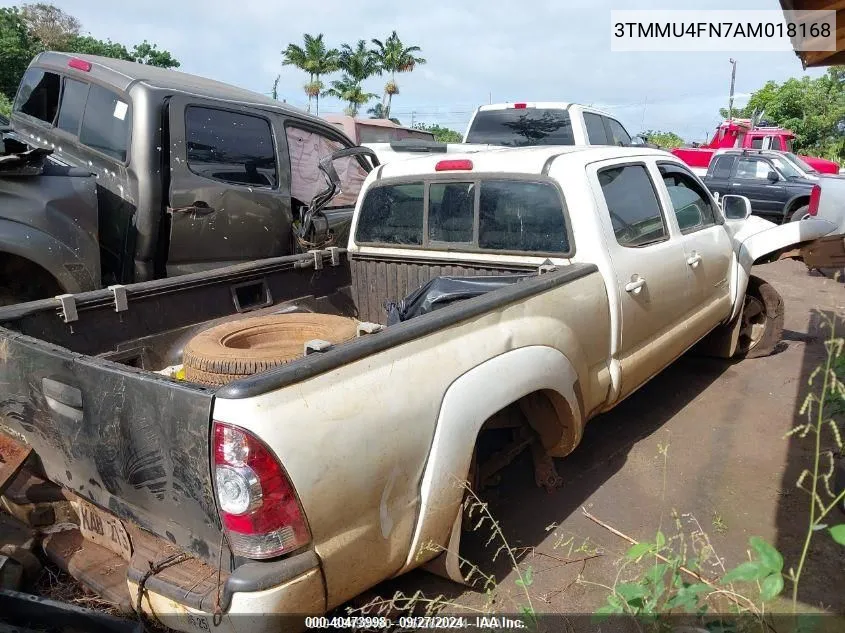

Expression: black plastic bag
xmin=385 ymin=274 xmax=531 ymax=325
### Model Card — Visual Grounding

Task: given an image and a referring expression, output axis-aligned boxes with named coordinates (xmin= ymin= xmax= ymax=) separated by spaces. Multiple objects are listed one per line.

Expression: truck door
xmin=730 ymin=157 xmax=786 ymax=222
xmin=656 ymin=162 xmax=732 ymax=333
xmin=704 ymin=154 xmax=736 ymax=198
xmin=590 ymin=160 xmax=692 ymax=399
xmin=164 ymin=96 xmax=292 ymax=276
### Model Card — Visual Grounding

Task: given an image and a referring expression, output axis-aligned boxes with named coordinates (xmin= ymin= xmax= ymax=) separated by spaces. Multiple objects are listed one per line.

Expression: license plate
xmin=77 ymin=499 xmax=133 ymax=561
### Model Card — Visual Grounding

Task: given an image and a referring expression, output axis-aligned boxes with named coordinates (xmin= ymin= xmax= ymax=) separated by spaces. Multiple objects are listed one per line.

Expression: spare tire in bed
xmin=183 ymin=313 xmax=359 ymax=386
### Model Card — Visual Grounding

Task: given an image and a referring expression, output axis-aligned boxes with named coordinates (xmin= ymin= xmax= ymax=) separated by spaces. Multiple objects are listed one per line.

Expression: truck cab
xmin=463 ymin=102 xmax=633 ymax=147
xmin=7 ymin=52 xmax=369 ymax=295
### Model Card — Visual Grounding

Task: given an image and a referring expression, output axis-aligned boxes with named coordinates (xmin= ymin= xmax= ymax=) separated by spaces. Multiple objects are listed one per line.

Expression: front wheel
xmin=735 ymin=276 xmax=784 ymax=358
xmin=789 ymin=205 xmax=810 ymax=222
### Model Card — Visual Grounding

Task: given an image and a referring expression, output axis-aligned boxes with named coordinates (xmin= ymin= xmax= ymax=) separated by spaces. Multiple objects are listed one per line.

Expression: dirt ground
xmin=359 ymin=258 xmax=845 ymax=619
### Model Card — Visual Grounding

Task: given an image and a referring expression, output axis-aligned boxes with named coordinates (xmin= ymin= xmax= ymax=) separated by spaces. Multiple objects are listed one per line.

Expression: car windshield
xmin=785 ymin=152 xmax=817 ymax=174
xmin=465 ymin=108 xmax=574 ymax=146
xmin=769 ymin=156 xmax=804 ymax=179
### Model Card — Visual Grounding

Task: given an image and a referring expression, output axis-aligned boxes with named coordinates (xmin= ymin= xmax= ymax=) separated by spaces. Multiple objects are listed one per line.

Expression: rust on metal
xmin=0 ymin=433 xmax=32 ymax=495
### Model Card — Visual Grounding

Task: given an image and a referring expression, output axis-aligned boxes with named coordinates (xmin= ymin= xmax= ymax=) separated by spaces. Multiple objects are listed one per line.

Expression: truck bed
xmin=0 ymin=248 xmax=579 ymax=565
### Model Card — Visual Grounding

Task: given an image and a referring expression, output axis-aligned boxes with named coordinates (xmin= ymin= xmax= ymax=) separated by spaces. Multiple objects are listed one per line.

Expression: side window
xmin=79 ymin=84 xmax=131 ymax=161
xmin=658 ymin=164 xmax=717 ymax=233
xmin=429 ymin=182 xmax=474 ymax=243
xmin=598 ymin=164 xmax=667 ymax=248
xmin=584 ymin=113 xmax=609 ymax=144
xmin=14 ymin=68 xmax=60 ymax=124
xmin=749 ymin=137 xmax=764 ymax=149
xmin=478 ymin=180 xmax=568 ymax=253
xmin=711 ymin=155 xmax=736 ymax=179
xmin=186 ymin=107 xmax=276 ymax=187
xmin=735 ymin=158 xmax=770 ymax=180
xmin=605 ymin=118 xmax=632 ymax=146
xmin=356 ymin=183 xmax=424 ymax=245
xmin=56 ymin=78 xmax=89 ymax=135
xmin=286 ymin=126 xmax=367 ymax=208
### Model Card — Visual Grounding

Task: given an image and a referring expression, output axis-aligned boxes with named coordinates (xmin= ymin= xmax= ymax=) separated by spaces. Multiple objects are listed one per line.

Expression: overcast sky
xmin=3 ymin=0 xmax=824 ymax=142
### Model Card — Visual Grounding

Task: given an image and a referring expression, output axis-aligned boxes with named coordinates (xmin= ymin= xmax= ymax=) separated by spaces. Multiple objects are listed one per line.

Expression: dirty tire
xmin=736 ymin=276 xmax=784 ymax=359
xmin=789 ymin=205 xmax=810 ymax=223
xmin=183 ymin=313 xmax=359 ymax=386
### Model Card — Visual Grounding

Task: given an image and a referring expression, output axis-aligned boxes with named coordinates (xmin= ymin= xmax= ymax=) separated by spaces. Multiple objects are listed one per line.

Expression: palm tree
xmin=339 ymin=40 xmax=380 ymax=83
xmin=371 ymin=31 xmax=426 ymax=119
xmin=281 ymin=33 xmax=339 ymax=114
xmin=366 ymin=103 xmax=401 ymax=124
xmin=323 ymin=75 xmax=377 ymax=117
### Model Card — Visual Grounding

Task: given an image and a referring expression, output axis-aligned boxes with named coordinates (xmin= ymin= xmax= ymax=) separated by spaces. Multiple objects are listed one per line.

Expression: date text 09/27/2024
xmin=304 ymin=616 xmax=527 ymax=629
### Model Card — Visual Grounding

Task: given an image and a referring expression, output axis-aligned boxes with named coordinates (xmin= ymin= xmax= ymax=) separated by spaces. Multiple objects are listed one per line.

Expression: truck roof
xmin=31 ymin=51 xmax=326 ymax=124
xmin=476 ymin=101 xmax=616 ymax=117
xmin=374 ymin=145 xmax=674 ymax=179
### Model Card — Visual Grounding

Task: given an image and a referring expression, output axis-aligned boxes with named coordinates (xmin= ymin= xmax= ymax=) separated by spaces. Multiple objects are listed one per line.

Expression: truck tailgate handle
xmin=42 ymin=378 xmax=83 ymax=422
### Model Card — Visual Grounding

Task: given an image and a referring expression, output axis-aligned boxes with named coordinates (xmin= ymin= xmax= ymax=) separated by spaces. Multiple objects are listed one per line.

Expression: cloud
xmin=3 ymin=0 xmax=825 ymax=140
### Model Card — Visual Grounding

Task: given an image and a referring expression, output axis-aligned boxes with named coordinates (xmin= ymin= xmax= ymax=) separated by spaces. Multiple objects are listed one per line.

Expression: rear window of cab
xmin=355 ymin=178 xmax=571 ymax=255
xmin=13 ymin=67 xmax=131 ymax=162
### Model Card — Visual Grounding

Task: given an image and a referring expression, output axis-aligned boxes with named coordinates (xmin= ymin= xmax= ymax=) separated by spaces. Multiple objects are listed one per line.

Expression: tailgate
xmin=0 ymin=329 xmax=221 ymax=562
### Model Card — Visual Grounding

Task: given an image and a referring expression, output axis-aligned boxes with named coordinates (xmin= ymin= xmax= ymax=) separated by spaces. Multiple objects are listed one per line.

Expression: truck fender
xmin=729 ymin=217 xmax=836 ymax=322
xmin=399 ymin=345 xmax=581 ymax=579
xmin=0 ymin=221 xmax=96 ymax=294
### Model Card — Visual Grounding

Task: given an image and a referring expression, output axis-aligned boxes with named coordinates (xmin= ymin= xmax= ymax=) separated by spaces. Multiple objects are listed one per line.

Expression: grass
xmin=712 ymin=512 xmax=729 ymax=535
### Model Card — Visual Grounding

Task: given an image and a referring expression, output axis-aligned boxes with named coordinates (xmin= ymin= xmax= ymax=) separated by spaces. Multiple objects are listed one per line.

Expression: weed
xmin=712 ymin=513 xmax=728 ymax=535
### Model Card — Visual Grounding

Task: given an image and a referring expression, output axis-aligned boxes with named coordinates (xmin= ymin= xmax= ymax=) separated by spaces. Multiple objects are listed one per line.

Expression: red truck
xmin=672 ymin=119 xmax=840 ymax=176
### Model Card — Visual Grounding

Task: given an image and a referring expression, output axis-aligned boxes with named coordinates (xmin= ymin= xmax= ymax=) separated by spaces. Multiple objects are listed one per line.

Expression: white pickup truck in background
xmin=0 ymin=145 xmax=838 ymax=632
xmin=463 ymin=102 xmax=638 ymax=147
xmin=365 ymin=101 xmax=641 ymax=164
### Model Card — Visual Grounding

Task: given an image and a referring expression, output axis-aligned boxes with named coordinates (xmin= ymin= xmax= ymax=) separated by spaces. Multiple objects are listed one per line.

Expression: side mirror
xmin=721 ymin=194 xmax=752 ymax=220
xmin=766 ymin=170 xmax=779 ymax=183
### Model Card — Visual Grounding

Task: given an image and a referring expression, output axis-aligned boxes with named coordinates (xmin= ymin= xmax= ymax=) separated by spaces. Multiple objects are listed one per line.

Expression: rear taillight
xmin=808 ymin=184 xmax=821 ymax=216
xmin=213 ymin=421 xmax=309 ymax=559
xmin=513 ymin=103 xmax=527 ymax=109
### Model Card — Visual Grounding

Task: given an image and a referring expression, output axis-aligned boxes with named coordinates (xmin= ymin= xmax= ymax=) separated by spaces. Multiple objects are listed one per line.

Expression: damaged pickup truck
xmin=0 ymin=146 xmax=839 ymax=632
xmin=0 ymin=51 xmax=370 ymax=304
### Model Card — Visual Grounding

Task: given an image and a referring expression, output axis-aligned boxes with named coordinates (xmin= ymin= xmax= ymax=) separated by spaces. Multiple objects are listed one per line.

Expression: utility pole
xmin=728 ymin=58 xmax=737 ymax=121
xmin=411 ymin=111 xmax=416 ymax=126
xmin=488 ymin=92 xmax=492 ymax=105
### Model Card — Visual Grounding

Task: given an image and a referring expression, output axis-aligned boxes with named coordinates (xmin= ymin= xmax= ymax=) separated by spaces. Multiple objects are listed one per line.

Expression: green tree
xmin=370 ymin=31 xmax=425 ymax=120
xmin=323 ymin=74 xmax=377 ymax=116
xmin=62 ymin=34 xmax=130 ymax=60
xmin=366 ymin=102 xmax=399 ymax=123
xmin=338 ymin=39 xmax=379 ymax=83
xmin=641 ymin=130 xmax=685 ymax=149
xmin=718 ymin=68 xmax=845 ymax=161
xmin=0 ymin=7 xmax=40 ymax=100
xmin=20 ymin=2 xmax=78 ymax=49
xmin=413 ymin=123 xmax=462 ymax=143
xmin=0 ymin=92 xmax=12 ymax=119
xmin=282 ymin=33 xmax=339 ymax=115
xmin=129 ymin=40 xmax=179 ymax=68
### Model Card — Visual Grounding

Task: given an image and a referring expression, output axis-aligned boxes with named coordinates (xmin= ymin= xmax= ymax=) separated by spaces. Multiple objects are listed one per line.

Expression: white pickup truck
xmin=463 ymin=102 xmax=637 ymax=147
xmin=0 ymin=146 xmax=838 ymax=632
xmin=365 ymin=102 xmax=639 ymax=165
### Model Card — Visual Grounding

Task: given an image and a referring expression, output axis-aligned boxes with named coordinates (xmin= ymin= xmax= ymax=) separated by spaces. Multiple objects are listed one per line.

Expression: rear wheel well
xmin=468 ymin=389 xmax=578 ymax=490
xmin=786 ymin=196 xmax=810 ymax=215
xmin=0 ymin=253 xmax=63 ymax=305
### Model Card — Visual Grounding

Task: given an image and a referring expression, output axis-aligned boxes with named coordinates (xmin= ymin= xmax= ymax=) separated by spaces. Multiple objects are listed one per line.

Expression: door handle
xmin=624 ymin=277 xmax=646 ymax=293
xmin=169 ymin=201 xmax=216 ymax=216
xmin=687 ymin=253 xmax=702 ymax=267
